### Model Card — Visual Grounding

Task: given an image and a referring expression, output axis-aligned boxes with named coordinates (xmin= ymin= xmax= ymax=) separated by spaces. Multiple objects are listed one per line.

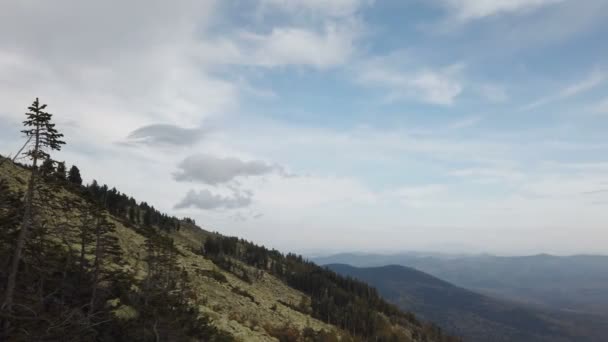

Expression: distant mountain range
xmin=314 ymin=253 xmax=608 ymax=315
xmin=328 ymin=263 xmax=608 ymax=342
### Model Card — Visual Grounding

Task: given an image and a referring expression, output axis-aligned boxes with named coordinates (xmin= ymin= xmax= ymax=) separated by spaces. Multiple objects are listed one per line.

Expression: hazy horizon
xmin=2 ymin=0 xmax=608 ymax=255
xmin=300 ymin=248 xmax=608 ymax=259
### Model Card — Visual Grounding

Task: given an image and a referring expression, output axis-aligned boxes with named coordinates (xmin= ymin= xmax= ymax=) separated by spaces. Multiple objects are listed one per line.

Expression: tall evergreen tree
xmin=143 ymin=209 xmax=152 ymax=227
xmin=39 ymin=158 xmax=55 ymax=176
xmin=68 ymin=165 xmax=82 ymax=185
xmin=133 ymin=206 xmax=140 ymax=224
xmin=128 ymin=206 xmax=136 ymax=223
xmin=55 ymin=161 xmax=67 ymax=181
xmin=88 ymin=209 xmax=121 ymax=315
xmin=1 ymin=98 xmax=65 ymax=320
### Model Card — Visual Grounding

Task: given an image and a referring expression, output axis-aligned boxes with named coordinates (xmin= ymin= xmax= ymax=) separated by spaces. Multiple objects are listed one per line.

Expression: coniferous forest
xmin=0 ymin=99 xmax=460 ymax=341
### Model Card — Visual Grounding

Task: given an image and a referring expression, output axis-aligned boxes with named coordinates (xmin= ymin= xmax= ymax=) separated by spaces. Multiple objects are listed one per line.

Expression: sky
xmin=1 ymin=0 xmax=608 ymax=256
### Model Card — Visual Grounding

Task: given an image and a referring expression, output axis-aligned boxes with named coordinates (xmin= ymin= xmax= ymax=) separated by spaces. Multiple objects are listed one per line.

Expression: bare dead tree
xmin=2 ymin=98 xmax=65 ymax=324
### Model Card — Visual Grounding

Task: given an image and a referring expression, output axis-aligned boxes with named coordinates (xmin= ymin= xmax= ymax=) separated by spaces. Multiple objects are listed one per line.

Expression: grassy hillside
xmin=328 ymin=264 xmax=608 ymax=342
xmin=0 ymin=157 xmax=458 ymax=341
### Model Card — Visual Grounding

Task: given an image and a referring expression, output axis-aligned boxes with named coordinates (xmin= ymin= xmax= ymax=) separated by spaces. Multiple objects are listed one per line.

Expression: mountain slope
xmin=0 ymin=157 xmax=457 ymax=341
xmin=314 ymin=252 xmax=608 ymax=315
xmin=328 ymin=264 xmax=607 ymax=342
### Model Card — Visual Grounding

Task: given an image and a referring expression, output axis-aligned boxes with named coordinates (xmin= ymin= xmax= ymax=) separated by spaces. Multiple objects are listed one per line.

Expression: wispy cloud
xmin=477 ymin=84 xmax=508 ymax=103
xmin=448 ymin=167 xmax=525 ymax=183
xmin=521 ymin=70 xmax=606 ymax=111
xmin=258 ymin=0 xmax=370 ymax=18
xmin=236 ymin=23 xmax=360 ymax=69
xmin=590 ymin=97 xmax=608 ymax=115
xmin=125 ymin=124 xmax=206 ymax=146
xmin=389 ymin=184 xmax=447 ymax=208
xmin=196 ymin=0 xmax=367 ymax=70
xmin=356 ymin=55 xmax=465 ymax=105
xmin=582 ymin=189 xmax=608 ymax=195
xmin=447 ymin=116 xmax=483 ymax=130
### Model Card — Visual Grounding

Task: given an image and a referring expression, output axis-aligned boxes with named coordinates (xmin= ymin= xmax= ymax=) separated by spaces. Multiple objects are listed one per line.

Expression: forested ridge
xmin=0 ymin=99 xmax=460 ymax=341
xmin=200 ymin=236 xmax=455 ymax=341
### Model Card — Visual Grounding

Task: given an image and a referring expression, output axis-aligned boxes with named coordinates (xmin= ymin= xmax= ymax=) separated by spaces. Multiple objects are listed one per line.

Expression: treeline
xmin=33 ymin=156 xmax=195 ymax=233
xmin=0 ymin=98 xmax=231 ymax=341
xmin=201 ymin=236 xmax=461 ymax=342
xmin=85 ymin=180 xmax=183 ymax=232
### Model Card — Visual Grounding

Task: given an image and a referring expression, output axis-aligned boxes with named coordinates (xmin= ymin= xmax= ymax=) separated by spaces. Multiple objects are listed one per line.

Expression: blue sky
xmin=1 ymin=0 xmax=608 ymax=255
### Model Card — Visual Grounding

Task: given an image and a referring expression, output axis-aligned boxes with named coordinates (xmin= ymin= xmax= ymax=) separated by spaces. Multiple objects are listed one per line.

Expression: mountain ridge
xmin=314 ymin=252 xmax=608 ymax=315
xmin=327 ymin=263 xmax=608 ymax=342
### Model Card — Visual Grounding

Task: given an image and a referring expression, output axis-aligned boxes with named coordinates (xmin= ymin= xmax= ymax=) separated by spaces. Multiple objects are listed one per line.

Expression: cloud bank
xmin=173 ymin=154 xmax=282 ymax=185
xmin=175 ymin=189 xmax=253 ymax=210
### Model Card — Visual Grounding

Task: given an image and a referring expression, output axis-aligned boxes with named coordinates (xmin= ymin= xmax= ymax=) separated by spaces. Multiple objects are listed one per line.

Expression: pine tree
xmin=128 ymin=206 xmax=136 ymax=223
xmin=88 ymin=209 xmax=121 ymax=315
xmin=0 ymin=180 xmax=23 ymax=271
xmin=68 ymin=165 xmax=82 ymax=185
xmin=133 ymin=206 xmax=140 ymax=224
xmin=143 ymin=209 xmax=152 ymax=227
xmin=77 ymin=204 xmax=96 ymax=288
xmin=39 ymin=158 xmax=55 ymax=176
xmin=2 ymin=98 xmax=65 ymax=320
xmin=55 ymin=161 xmax=67 ymax=181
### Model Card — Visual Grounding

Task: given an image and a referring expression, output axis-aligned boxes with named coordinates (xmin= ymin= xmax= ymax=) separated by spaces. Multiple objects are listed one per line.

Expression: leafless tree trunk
xmin=77 ymin=210 xmax=91 ymax=287
xmin=2 ymin=122 xmax=40 ymax=317
xmin=153 ymin=318 xmax=160 ymax=342
xmin=88 ymin=217 xmax=103 ymax=316
xmin=12 ymin=136 xmax=33 ymax=163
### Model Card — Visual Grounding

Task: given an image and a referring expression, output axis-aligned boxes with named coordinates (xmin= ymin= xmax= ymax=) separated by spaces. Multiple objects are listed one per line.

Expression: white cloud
xmin=439 ymin=0 xmax=565 ymax=21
